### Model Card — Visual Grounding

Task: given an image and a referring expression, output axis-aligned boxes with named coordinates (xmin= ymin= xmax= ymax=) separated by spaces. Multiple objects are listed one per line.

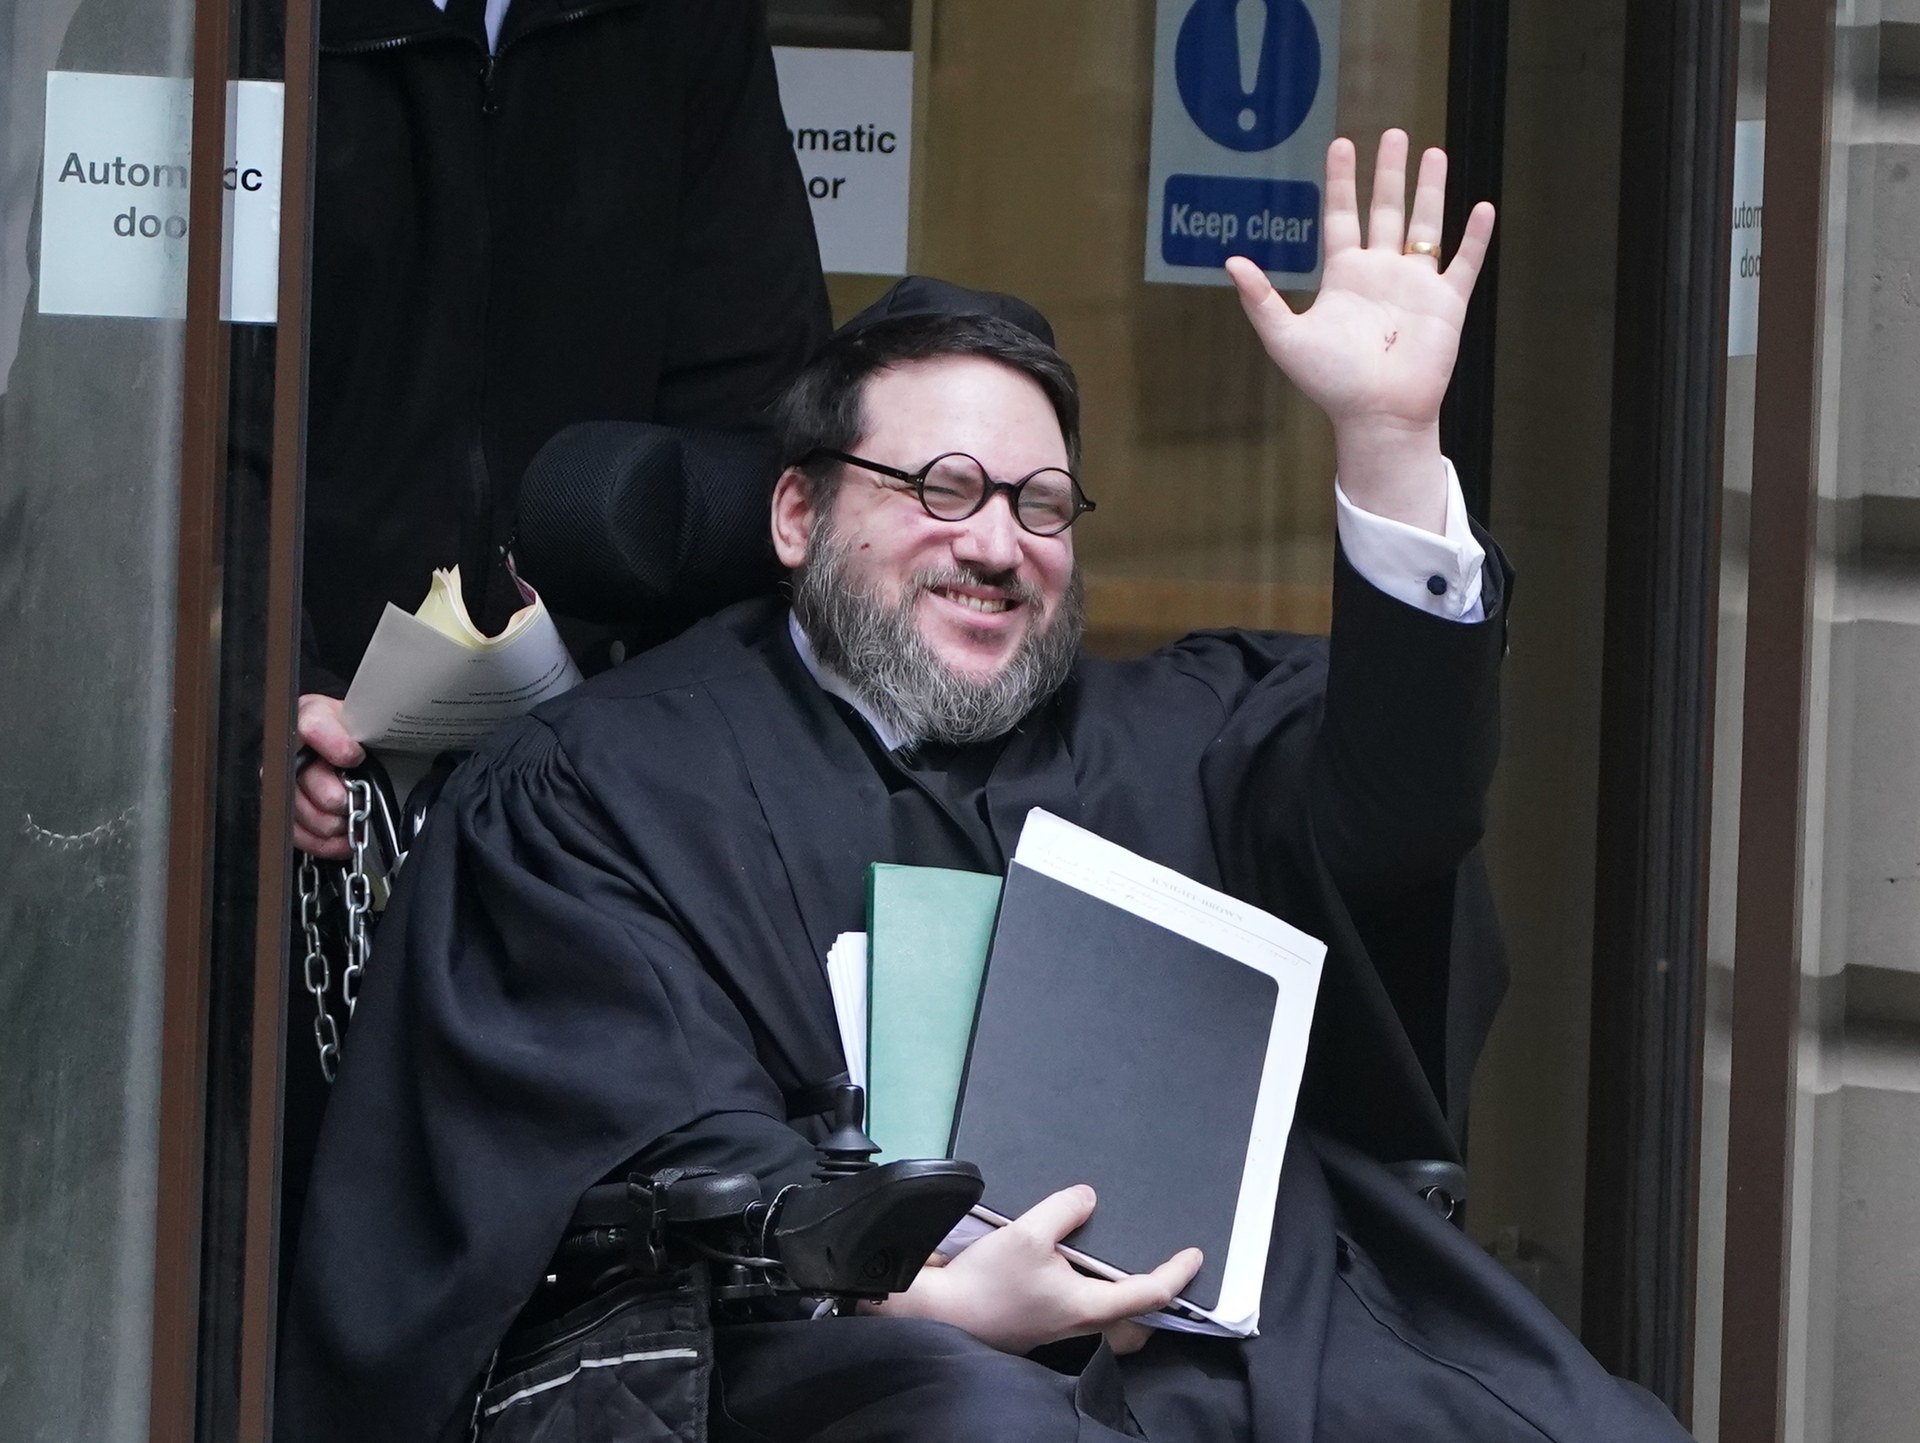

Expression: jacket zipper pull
xmin=479 ymin=53 xmax=500 ymax=115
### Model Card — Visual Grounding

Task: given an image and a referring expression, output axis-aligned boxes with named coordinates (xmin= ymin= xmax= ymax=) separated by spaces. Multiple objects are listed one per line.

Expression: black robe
xmin=279 ymin=549 xmax=1686 ymax=1443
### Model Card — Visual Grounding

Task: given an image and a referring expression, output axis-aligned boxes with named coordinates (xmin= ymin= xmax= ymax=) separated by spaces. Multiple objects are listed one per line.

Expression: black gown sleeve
xmin=1308 ymin=534 xmax=1508 ymax=900
xmin=276 ymin=718 xmax=817 ymax=1443
xmin=1182 ymin=534 xmax=1511 ymax=1154
xmin=1308 ymin=537 xmax=1510 ymax=1133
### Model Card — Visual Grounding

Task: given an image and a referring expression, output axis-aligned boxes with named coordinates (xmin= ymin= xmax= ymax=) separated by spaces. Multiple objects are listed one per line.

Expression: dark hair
xmin=773 ymin=313 xmax=1082 ymax=501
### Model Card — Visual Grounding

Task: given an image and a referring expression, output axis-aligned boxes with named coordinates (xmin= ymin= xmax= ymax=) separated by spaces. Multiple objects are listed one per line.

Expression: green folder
xmin=864 ymin=864 xmax=1003 ymax=1162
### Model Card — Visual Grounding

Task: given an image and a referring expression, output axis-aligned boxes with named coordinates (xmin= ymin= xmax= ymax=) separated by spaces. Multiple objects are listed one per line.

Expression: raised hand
xmin=1226 ymin=130 xmax=1495 ymax=532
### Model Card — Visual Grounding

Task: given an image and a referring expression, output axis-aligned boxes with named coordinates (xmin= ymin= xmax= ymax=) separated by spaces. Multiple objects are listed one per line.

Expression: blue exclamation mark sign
xmin=1174 ymin=0 xmax=1320 ymax=152
xmin=1234 ymin=0 xmax=1266 ymax=135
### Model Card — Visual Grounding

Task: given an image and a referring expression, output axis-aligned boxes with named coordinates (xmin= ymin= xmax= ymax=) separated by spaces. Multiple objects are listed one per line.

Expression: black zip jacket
xmin=304 ymin=0 xmax=828 ymax=692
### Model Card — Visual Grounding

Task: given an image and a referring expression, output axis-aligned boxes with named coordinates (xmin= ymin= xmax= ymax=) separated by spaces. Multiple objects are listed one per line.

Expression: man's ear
xmin=771 ymin=466 xmax=818 ymax=569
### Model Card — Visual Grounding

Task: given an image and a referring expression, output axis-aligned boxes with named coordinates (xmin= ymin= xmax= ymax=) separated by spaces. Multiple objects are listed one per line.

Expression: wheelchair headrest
xmin=515 ymin=421 xmax=783 ymax=631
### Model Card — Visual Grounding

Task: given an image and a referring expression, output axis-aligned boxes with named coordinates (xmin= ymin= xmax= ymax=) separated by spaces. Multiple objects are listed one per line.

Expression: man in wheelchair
xmin=279 ymin=134 xmax=1689 ymax=1443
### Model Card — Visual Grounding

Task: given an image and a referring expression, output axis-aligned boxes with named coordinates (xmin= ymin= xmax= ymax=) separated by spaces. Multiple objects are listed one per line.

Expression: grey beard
xmin=792 ymin=513 xmax=1085 ymax=749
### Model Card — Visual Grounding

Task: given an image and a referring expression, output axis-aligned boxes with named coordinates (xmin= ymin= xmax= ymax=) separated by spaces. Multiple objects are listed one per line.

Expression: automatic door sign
xmin=38 ymin=72 xmax=283 ymax=322
xmin=1146 ymin=0 xmax=1340 ymax=289
xmin=773 ymin=43 xmax=914 ymax=277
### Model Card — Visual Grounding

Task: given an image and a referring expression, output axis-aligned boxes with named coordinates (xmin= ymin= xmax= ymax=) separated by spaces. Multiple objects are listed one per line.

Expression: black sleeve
xmin=1188 ymin=534 xmax=1511 ymax=1152
xmin=1307 ymin=530 xmax=1509 ymax=901
xmin=1305 ymin=537 xmax=1510 ymax=1129
xmin=652 ymin=0 xmax=831 ymax=428
xmin=276 ymin=720 xmax=816 ymax=1443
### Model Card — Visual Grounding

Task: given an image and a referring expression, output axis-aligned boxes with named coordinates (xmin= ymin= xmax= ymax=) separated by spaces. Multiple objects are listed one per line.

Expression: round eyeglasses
xmin=801 ymin=448 xmax=1096 ymax=537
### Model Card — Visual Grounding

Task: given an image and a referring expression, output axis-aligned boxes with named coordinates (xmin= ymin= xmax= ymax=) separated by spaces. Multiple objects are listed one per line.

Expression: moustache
xmin=909 ymin=566 xmax=1047 ymax=611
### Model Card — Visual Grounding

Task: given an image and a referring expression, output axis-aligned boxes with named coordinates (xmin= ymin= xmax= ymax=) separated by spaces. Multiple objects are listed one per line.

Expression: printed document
xmin=342 ymin=567 xmax=581 ymax=754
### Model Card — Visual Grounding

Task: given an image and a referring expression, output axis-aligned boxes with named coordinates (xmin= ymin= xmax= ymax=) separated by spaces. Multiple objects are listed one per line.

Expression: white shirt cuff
xmin=1334 ymin=459 xmax=1487 ymax=623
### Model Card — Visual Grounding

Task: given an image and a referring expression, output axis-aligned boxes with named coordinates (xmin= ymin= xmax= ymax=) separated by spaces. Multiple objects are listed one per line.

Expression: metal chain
xmin=299 ymin=851 xmax=342 ymax=1083
xmin=298 ymin=775 xmax=394 ymax=1083
xmin=341 ymin=778 xmax=375 ymax=1018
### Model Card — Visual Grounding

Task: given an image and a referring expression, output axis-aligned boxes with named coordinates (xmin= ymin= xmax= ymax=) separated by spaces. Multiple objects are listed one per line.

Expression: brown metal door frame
xmin=238 ymin=1 xmax=320 ymax=1435
xmin=149 ymin=0 xmax=240 ymax=1431
xmin=1715 ymin=0 xmax=1837 ymax=1437
xmin=148 ymin=0 xmax=318 ymax=1436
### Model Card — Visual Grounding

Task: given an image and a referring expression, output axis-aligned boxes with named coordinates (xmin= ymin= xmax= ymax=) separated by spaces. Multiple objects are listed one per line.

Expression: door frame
xmin=146 ymin=0 xmax=317 ymax=1436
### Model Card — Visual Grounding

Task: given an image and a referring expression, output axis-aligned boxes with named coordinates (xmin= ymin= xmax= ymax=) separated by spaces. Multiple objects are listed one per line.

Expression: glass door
xmin=0 ymin=1 xmax=205 ymax=1436
xmin=0 ymin=0 xmax=308 ymax=1437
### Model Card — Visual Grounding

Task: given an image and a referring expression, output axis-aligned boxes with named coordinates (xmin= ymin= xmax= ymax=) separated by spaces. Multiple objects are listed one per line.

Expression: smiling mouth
xmin=931 ymin=586 xmax=1016 ymax=615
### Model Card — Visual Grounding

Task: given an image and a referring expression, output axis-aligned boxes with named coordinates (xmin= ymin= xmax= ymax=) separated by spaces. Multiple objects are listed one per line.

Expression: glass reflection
xmin=0 ymin=1 xmax=197 ymax=1438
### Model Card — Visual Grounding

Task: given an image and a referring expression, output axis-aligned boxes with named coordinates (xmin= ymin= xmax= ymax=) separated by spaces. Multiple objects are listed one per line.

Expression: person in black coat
xmin=280 ymin=133 xmax=1688 ymax=1442
xmin=292 ymin=0 xmax=830 ymax=859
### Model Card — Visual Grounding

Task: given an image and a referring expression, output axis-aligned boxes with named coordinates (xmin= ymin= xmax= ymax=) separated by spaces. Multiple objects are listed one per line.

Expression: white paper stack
xmin=826 ymin=931 xmax=868 ymax=1091
xmin=341 ymin=567 xmax=582 ymax=754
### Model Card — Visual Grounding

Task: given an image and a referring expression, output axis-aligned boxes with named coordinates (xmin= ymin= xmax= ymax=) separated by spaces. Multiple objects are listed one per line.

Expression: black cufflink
xmin=1426 ymin=575 xmax=1448 ymax=597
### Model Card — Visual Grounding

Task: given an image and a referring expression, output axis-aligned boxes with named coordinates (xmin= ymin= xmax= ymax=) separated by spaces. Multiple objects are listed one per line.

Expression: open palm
xmin=1228 ymin=132 xmax=1496 ymax=433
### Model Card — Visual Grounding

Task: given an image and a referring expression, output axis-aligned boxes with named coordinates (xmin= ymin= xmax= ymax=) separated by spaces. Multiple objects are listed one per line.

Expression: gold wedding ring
xmin=1405 ymin=240 xmax=1441 ymax=257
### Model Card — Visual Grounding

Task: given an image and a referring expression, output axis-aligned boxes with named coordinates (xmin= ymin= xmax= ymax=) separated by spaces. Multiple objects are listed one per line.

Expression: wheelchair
xmin=475 ymin=1085 xmax=983 ymax=1442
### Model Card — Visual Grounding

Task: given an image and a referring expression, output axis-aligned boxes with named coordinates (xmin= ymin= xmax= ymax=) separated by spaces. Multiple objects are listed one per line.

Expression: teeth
xmin=938 ymin=588 xmax=1010 ymax=614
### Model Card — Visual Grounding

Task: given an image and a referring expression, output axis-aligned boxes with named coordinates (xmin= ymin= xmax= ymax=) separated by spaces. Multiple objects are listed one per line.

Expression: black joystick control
xmin=767 ymin=1158 xmax=983 ymax=1297
xmin=815 ymin=1082 xmax=881 ymax=1178
xmin=547 ymin=1084 xmax=983 ymax=1311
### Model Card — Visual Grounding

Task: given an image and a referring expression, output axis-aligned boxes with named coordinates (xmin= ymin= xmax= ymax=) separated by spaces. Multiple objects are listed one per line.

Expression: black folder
xmin=948 ymin=862 xmax=1281 ymax=1314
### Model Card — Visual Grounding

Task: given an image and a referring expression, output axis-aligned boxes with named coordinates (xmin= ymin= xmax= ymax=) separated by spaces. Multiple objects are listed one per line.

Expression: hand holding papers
xmin=951 ymin=811 xmax=1325 ymax=1337
xmin=828 ymin=810 xmax=1326 ymax=1341
xmin=341 ymin=567 xmax=582 ymax=754
xmin=871 ymin=1180 xmax=1203 ymax=1357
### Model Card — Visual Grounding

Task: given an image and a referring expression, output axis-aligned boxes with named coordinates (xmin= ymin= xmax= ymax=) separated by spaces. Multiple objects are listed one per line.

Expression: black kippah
xmin=830 ymin=275 xmax=1056 ymax=349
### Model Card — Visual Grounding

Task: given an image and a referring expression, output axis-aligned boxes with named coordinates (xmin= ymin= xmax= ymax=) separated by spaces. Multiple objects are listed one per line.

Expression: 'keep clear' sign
xmin=38 ymin=71 xmax=283 ymax=323
xmin=1145 ymin=0 xmax=1340 ymax=289
xmin=773 ymin=44 xmax=913 ymax=276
